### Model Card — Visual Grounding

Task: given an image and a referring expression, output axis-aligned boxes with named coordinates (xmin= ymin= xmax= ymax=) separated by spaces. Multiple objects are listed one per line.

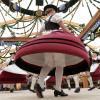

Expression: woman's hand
xmin=59 ymin=21 xmax=71 ymax=33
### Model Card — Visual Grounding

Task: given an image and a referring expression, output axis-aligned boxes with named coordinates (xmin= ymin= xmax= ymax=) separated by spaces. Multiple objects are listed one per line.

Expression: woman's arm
xmin=36 ymin=23 xmax=45 ymax=36
xmin=59 ymin=21 xmax=71 ymax=33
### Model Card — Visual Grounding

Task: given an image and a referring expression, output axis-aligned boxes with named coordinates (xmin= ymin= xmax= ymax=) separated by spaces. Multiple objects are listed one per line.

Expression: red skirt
xmin=0 ymin=71 xmax=27 ymax=84
xmin=91 ymin=64 xmax=100 ymax=81
xmin=15 ymin=31 xmax=90 ymax=75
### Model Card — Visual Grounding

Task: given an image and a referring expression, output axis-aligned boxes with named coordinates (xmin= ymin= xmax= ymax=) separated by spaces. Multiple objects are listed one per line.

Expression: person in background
xmin=80 ymin=71 xmax=95 ymax=91
xmin=27 ymin=74 xmax=32 ymax=90
xmin=97 ymin=80 xmax=100 ymax=89
xmin=85 ymin=71 xmax=95 ymax=91
xmin=66 ymin=74 xmax=80 ymax=93
xmin=29 ymin=74 xmax=38 ymax=92
xmin=66 ymin=75 xmax=71 ymax=90
xmin=73 ymin=74 xmax=80 ymax=93
xmin=2 ymin=52 xmax=16 ymax=92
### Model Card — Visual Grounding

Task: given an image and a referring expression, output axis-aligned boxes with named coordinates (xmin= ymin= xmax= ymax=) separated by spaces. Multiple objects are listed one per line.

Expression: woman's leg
xmin=55 ymin=67 xmax=63 ymax=91
xmin=37 ymin=67 xmax=52 ymax=89
xmin=34 ymin=67 xmax=52 ymax=98
xmin=66 ymin=76 xmax=71 ymax=90
xmin=86 ymin=71 xmax=95 ymax=91
xmin=30 ymin=75 xmax=38 ymax=92
xmin=54 ymin=67 xmax=68 ymax=97
xmin=73 ymin=74 xmax=80 ymax=93
xmin=73 ymin=74 xmax=80 ymax=88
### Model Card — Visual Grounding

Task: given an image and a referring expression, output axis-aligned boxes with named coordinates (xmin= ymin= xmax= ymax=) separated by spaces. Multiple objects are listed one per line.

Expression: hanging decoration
xmin=0 ymin=0 xmax=100 ymax=61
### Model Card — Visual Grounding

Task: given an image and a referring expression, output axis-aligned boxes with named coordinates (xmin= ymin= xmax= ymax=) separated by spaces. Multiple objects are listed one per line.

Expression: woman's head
xmin=44 ymin=4 xmax=58 ymax=15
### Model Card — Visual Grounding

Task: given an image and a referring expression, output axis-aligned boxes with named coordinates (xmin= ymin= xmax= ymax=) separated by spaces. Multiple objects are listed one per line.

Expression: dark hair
xmin=45 ymin=9 xmax=53 ymax=15
xmin=44 ymin=4 xmax=58 ymax=13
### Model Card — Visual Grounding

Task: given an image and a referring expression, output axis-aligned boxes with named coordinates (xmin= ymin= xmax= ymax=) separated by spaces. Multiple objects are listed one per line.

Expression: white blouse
xmin=40 ymin=13 xmax=63 ymax=32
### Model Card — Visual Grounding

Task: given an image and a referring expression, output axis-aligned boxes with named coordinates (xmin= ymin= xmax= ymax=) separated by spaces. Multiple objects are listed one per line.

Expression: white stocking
xmin=88 ymin=76 xmax=94 ymax=87
xmin=73 ymin=75 xmax=80 ymax=88
xmin=37 ymin=67 xmax=52 ymax=89
xmin=66 ymin=77 xmax=71 ymax=88
xmin=87 ymin=72 xmax=94 ymax=88
xmin=30 ymin=75 xmax=37 ymax=90
xmin=55 ymin=67 xmax=63 ymax=91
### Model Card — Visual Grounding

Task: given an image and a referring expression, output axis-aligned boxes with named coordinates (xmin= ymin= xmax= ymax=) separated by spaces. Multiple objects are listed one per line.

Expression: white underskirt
xmin=22 ymin=52 xmax=83 ymax=68
xmin=44 ymin=53 xmax=66 ymax=68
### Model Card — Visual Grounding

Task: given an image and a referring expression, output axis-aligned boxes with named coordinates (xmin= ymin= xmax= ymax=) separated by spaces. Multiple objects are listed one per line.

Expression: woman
xmin=15 ymin=4 xmax=90 ymax=98
xmin=35 ymin=5 xmax=69 ymax=97
xmin=34 ymin=4 xmax=70 ymax=98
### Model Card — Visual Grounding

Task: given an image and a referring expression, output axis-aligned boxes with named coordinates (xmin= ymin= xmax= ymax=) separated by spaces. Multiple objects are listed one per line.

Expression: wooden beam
xmin=0 ymin=31 xmax=39 ymax=42
xmin=79 ymin=9 xmax=100 ymax=38
xmin=63 ymin=20 xmax=80 ymax=27
xmin=0 ymin=16 xmax=33 ymax=26
xmin=0 ymin=37 xmax=33 ymax=42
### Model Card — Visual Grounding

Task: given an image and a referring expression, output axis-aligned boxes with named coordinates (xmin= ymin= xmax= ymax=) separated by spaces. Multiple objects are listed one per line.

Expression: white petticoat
xmin=44 ymin=53 xmax=66 ymax=68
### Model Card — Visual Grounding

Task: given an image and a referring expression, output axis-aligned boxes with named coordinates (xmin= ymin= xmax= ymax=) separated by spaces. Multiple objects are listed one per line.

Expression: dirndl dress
xmin=15 ymin=13 xmax=90 ymax=75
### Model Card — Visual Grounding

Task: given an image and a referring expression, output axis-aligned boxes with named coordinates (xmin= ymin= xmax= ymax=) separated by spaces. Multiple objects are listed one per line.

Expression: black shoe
xmin=88 ymin=87 xmax=95 ymax=91
xmin=34 ymin=83 xmax=44 ymax=98
xmin=54 ymin=90 xmax=68 ymax=97
xmin=68 ymin=87 xmax=71 ymax=90
xmin=74 ymin=87 xmax=80 ymax=93
xmin=10 ymin=89 xmax=14 ymax=93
